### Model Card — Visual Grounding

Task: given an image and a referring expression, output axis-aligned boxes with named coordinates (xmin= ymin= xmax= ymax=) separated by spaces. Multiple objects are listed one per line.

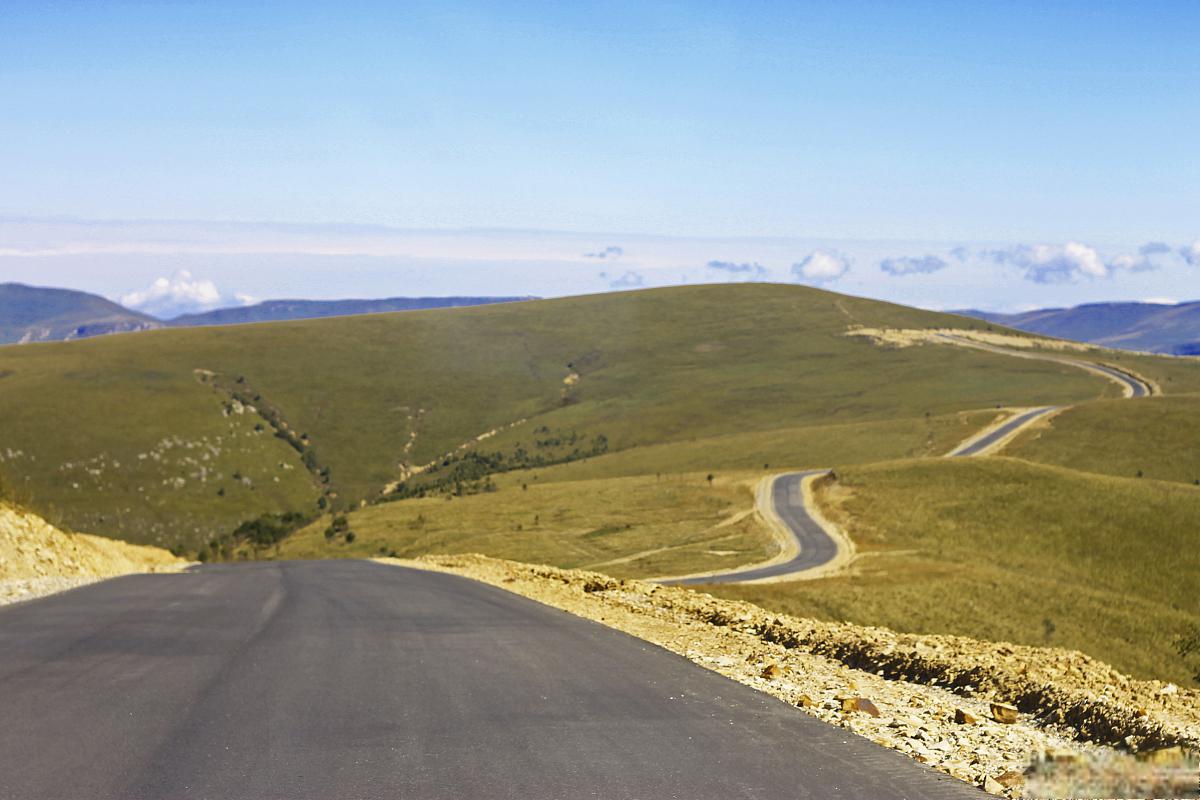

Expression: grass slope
xmin=281 ymin=471 xmax=773 ymax=579
xmin=709 ymin=457 xmax=1200 ymax=684
xmin=0 ymin=284 xmax=1118 ymax=548
xmin=1007 ymin=395 xmax=1200 ymax=485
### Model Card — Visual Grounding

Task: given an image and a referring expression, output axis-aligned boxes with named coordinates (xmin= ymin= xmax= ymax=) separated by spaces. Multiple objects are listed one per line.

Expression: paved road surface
xmin=669 ymin=471 xmax=838 ymax=586
xmin=1079 ymin=361 xmax=1150 ymax=398
xmin=947 ymin=406 xmax=1060 ymax=457
xmin=0 ymin=560 xmax=982 ymax=799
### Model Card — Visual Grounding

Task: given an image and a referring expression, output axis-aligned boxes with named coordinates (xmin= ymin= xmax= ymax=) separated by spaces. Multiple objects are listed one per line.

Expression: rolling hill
xmin=0 ymin=283 xmax=161 ymax=345
xmin=2 ymin=281 xmax=1199 ymax=682
xmin=0 ymin=283 xmax=1149 ymax=549
xmin=959 ymin=300 xmax=1200 ymax=354
xmin=168 ymin=296 xmax=536 ymax=327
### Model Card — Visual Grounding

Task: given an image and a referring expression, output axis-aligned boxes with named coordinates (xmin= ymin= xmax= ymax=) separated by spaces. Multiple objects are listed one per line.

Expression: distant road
xmin=668 ymin=340 xmax=1154 ymax=586
xmin=0 ymin=561 xmax=982 ymax=799
xmin=936 ymin=333 xmax=1153 ymax=398
xmin=668 ymin=471 xmax=841 ymax=585
xmin=946 ymin=406 xmax=1061 ymax=457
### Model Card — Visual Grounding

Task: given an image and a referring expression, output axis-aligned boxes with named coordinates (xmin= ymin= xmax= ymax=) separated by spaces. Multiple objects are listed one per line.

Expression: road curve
xmin=667 ymin=471 xmax=842 ymax=586
xmin=946 ymin=406 xmax=1061 ymax=457
xmin=935 ymin=333 xmax=1153 ymax=398
xmin=0 ymin=560 xmax=982 ymax=800
xmin=665 ymin=335 xmax=1153 ymax=587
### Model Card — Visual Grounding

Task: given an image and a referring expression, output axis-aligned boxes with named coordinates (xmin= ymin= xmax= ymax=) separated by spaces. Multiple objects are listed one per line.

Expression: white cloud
xmin=791 ymin=250 xmax=851 ymax=284
xmin=988 ymin=242 xmax=1108 ymax=283
xmin=1141 ymin=297 xmax=1177 ymax=305
xmin=605 ymin=270 xmax=645 ymax=289
xmin=119 ymin=270 xmax=230 ymax=319
xmin=1181 ymin=241 xmax=1200 ymax=267
xmin=706 ymin=260 xmax=769 ymax=281
xmin=879 ymin=254 xmax=948 ymax=276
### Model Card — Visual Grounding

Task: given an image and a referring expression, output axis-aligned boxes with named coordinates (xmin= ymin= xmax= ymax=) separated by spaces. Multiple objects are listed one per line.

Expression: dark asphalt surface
xmin=670 ymin=471 xmax=836 ymax=586
xmin=950 ymin=407 xmax=1059 ymax=457
xmin=0 ymin=560 xmax=984 ymax=799
xmin=1081 ymin=362 xmax=1150 ymax=398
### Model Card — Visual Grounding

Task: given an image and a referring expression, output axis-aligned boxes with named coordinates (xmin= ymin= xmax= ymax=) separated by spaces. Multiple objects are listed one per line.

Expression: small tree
xmin=1176 ymin=624 xmax=1200 ymax=685
xmin=706 ymin=473 xmax=714 ymax=487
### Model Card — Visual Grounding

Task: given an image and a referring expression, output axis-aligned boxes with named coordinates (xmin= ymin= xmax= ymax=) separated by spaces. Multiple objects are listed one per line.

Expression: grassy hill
xmin=0 ymin=283 xmax=161 ymax=345
xmin=3 ymin=281 xmax=1199 ymax=683
xmin=0 ymin=284 xmax=1117 ymax=549
xmin=168 ymin=296 xmax=535 ymax=326
xmin=1007 ymin=395 xmax=1200 ymax=485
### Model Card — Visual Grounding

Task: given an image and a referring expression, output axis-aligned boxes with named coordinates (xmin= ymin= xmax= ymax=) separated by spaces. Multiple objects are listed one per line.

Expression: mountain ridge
xmin=955 ymin=300 xmax=1200 ymax=355
xmin=0 ymin=282 xmax=536 ymax=345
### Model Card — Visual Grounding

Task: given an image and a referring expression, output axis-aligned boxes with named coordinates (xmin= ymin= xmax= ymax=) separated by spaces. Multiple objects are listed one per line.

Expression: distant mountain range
xmin=0 ymin=283 xmax=535 ymax=345
xmin=0 ymin=283 xmax=162 ymax=344
xmin=956 ymin=301 xmax=1200 ymax=355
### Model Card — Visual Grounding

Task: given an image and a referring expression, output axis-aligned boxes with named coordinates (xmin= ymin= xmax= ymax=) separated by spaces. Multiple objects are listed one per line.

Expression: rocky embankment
xmin=0 ymin=503 xmax=186 ymax=604
xmin=384 ymin=553 xmax=1199 ymax=797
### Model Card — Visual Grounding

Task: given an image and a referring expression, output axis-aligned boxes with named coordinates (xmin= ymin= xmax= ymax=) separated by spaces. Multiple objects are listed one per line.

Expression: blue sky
xmin=1 ymin=1 xmax=1197 ymax=316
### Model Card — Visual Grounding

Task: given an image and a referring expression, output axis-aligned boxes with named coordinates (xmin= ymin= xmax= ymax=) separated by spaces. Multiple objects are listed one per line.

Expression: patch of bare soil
xmin=381 ymin=553 xmax=1199 ymax=797
xmin=846 ymin=327 xmax=1097 ymax=352
xmin=0 ymin=503 xmax=187 ymax=605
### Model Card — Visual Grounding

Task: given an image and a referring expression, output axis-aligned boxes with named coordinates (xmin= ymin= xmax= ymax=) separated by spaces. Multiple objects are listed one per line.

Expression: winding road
xmin=669 ymin=471 xmax=836 ymax=586
xmin=0 ymin=560 xmax=983 ymax=799
xmin=667 ymin=341 xmax=1154 ymax=585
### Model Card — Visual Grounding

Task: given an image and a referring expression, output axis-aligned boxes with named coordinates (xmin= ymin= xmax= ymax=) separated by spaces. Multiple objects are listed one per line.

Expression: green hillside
xmin=0 ymin=284 xmax=1118 ymax=549
xmin=1007 ymin=395 xmax=1200 ymax=484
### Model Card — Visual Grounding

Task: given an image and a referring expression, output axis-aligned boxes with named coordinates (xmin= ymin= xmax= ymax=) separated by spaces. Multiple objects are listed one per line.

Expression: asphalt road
xmin=1080 ymin=361 xmax=1150 ymax=398
xmin=948 ymin=406 xmax=1060 ymax=457
xmin=669 ymin=471 xmax=836 ymax=586
xmin=0 ymin=560 xmax=983 ymax=799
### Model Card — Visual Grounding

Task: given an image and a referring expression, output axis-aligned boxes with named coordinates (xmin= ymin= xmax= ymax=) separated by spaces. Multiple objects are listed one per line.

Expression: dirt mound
xmin=1 ymin=503 xmax=186 ymax=603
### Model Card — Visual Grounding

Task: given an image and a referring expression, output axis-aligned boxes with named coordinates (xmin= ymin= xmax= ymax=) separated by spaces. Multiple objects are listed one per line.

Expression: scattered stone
xmin=990 ymin=702 xmax=1019 ymax=724
xmin=981 ymin=775 xmax=1004 ymax=794
xmin=761 ymin=663 xmax=782 ymax=679
xmin=841 ymin=697 xmax=881 ymax=717
xmin=993 ymin=770 xmax=1024 ymax=789
xmin=796 ymin=694 xmax=813 ymax=708
xmin=955 ymin=708 xmax=978 ymax=725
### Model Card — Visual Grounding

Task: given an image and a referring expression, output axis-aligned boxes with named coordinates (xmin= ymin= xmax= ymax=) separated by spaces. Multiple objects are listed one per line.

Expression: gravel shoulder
xmin=382 ymin=553 xmax=1200 ymax=797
